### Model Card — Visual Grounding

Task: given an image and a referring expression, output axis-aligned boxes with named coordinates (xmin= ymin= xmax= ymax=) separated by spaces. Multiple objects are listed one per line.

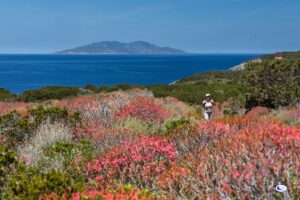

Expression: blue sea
xmin=0 ymin=54 xmax=259 ymax=94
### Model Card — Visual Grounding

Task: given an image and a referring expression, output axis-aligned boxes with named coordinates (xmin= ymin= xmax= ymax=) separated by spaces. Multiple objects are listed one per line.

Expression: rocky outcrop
xmin=229 ymin=58 xmax=262 ymax=71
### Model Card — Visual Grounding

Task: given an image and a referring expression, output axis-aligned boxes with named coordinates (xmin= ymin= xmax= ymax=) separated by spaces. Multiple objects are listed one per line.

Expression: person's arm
xmin=211 ymin=99 xmax=215 ymax=105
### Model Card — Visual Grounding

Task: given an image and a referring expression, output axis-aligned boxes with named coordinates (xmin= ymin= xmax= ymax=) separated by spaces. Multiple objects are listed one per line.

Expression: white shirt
xmin=202 ymin=99 xmax=214 ymax=113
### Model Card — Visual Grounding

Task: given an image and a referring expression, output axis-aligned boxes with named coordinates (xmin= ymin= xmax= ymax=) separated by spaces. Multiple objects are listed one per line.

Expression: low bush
xmin=2 ymin=168 xmax=83 ymax=199
xmin=0 ymin=145 xmax=20 ymax=188
xmin=40 ymin=186 xmax=157 ymax=200
xmin=18 ymin=86 xmax=81 ymax=102
xmin=0 ymin=102 xmax=33 ymax=117
xmin=42 ymin=139 xmax=95 ymax=168
xmin=242 ymin=59 xmax=300 ymax=108
xmin=222 ymin=102 xmax=242 ymax=116
xmin=164 ymin=117 xmax=189 ymax=134
xmin=83 ymin=84 xmax=98 ymax=93
xmin=117 ymin=116 xmax=161 ymax=135
xmin=273 ymin=107 xmax=300 ymax=126
xmin=103 ymin=84 xmax=145 ymax=93
xmin=29 ymin=106 xmax=68 ymax=126
xmin=0 ymin=145 xmax=83 ymax=200
xmin=0 ymin=106 xmax=73 ymax=147
xmin=0 ymin=111 xmax=34 ymax=146
xmin=158 ymin=113 xmax=300 ymax=199
xmin=86 ymin=136 xmax=176 ymax=189
xmin=18 ymin=120 xmax=73 ymax=165
xmin=147 ymin=82 xmax=247 ymax=105
xmin=117 ymin=97 xmax=169 ymax=123
xmin=0 ymin=88 xmax=16 ymax=102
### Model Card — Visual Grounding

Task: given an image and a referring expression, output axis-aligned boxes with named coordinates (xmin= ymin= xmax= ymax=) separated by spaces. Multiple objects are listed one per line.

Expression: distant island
xmin=56 ymin=41 xmax=187 ymax=55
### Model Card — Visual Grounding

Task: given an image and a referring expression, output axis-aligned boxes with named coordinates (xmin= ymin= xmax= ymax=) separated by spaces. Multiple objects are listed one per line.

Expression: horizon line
xmin=0 ymin=52 xmax=265 ymax=55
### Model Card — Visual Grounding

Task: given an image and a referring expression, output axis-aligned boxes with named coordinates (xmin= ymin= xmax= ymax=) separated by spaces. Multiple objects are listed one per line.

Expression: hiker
xmin=202 ymin=93 xmax=214 ymax=121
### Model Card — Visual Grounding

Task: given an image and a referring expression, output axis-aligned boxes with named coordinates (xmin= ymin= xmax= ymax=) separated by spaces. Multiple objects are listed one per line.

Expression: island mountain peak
xmin=56 ymin=41 xmax=186 ymax=54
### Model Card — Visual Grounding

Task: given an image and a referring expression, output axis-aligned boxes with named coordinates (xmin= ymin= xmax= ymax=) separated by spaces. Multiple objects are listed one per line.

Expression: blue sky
xmin=0 ymin=0 xmax=299 ymax=53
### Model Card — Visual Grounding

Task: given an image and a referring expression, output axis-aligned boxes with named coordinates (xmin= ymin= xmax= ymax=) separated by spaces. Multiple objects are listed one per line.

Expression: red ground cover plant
xmin=51 ymin=90 xmax=191 ymax=139
xmin=38 ymin=188 xmax=156 ymax=200
xmin=2 ymin=89 xmax=300 ymax=200
xmin=0 ymin=102 xmax=33 ymax=117
xmin=157 ymin=108 xmax=300 ymax=199
xmin=215 ymin=107 xmax=277 ymax=129
xmin=86 ymin=136 xmax=176 ymax=189
xmin=54 ymin=95 xmax=119 ymax=128
xmin=70 ymin=188 xmax=156 ymax=200
xmin=117 ymin=97 xmax=169 ymax=123
xmin=245 ymin=106 xmax=270 ymax=118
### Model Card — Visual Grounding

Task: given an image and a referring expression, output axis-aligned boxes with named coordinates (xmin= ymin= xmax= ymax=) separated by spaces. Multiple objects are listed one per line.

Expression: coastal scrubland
xmin=1 ymin=58 xmax=298 ymax=112
xmin=0 ymin=88 xmax=299 ymax=199
xmin=0 ymin=58 xmax=299 ymax=199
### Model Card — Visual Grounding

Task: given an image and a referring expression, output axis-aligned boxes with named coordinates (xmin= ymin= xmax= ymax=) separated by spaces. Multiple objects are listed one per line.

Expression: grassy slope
xmin=177 ymin=70 xmax=242 ymax=84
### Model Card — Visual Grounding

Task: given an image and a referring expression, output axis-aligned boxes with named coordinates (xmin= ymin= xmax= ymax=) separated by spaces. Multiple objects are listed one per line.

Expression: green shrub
xmin=29 ymin=106 xmax=68 ymax=126
xmin=223 ymin=105 xmax=239 ymax=116
xmin=147 ymin=82 xmax=247 ymax=105
xmin=0 ymin=141 xmax=91 ymax=199
xmin=78 ymin=139 xmax=95 ymax=162
xmin=0 ymin=145 xmax=20 ymax=188
xmin=165 ymin=117 xmax=189 ymax=134
xmin=69 ymin=111 xmax=81 ymax=126
xmin=18 ymin=86 xmax=80 ymax=102
xmin=117 ymin=116 xmax=160 ymax=135
xmin=2 ymin=168 xmax=83 ymax=199
xmin=0 ymin=143 xmax=85 ymax=199
xmin=0 ymin=88 xmax=16 ymax=102
xmin=42 ymin=139 xmax=94 ymax=167
xmin=83 ymin=84 xmax=98 ymax=93
xmin=98 ymin=85 xmax=110 ymax=92
xmin=242 ymin=59 xmax=300 ymax=108
xmin=105 ymin=84 xmax=145 ymax=92
xmin=43 ymin=141 xmax=77 ymax=166
xmin=111 ymin=83 xmax=134 ymax=91
xmin=177 ymin=70 xmax=242 ymax=84
xmin=195 ymin=80 xmax=208 ymax=86
xmin=0 ymin=106 xmax=74 ymax=147
xmin=0 ymin=111 xmax=34 ymax=146
xmin=30 ymin=140 xmax=94 ymax=191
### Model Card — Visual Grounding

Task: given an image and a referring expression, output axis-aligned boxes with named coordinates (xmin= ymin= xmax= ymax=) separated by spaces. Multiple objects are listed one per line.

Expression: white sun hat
xmin=205 ymin=93 xmax=211 ymax=97
xmin=275 ymin=185 xmax=287 ymax=192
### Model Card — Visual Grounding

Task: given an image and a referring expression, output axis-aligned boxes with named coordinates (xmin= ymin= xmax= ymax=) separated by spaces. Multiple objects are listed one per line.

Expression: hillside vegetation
xmin=1 ymin=58 xmax=299 ymax=114
xmin=17 ymin=86 xmax=85 ymax=102
xmin=261 ymin=50 xmax=300 ymax=60
xmin=0 ymin=57 xmax=299 ymax=198
xmin=1 ymin=73 xmax=247 ymax=109
xmin=177 ymin=70 xmax=242 ymax=84
xmin=0 ymin=88 xmax=16 ymax=101
xmin=243 ymin=59 xmax=300 ymax=108
xmin=0 ymin=89 xmax=299 ymax=199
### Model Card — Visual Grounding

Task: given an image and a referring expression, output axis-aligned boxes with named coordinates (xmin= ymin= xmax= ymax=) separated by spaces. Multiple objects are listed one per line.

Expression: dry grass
xmin=18 ymin=120 xmax=73 ymax=165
